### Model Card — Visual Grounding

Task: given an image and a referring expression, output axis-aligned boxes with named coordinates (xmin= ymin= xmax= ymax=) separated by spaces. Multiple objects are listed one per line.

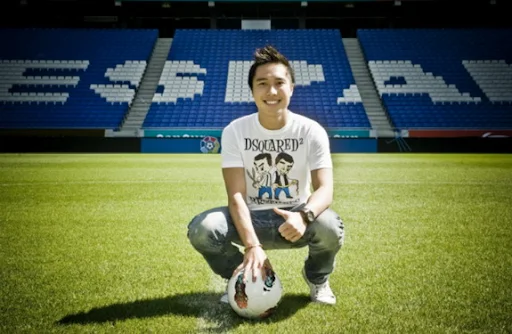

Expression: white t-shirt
xmin=221 ymin=111 xmax=332 ymax=211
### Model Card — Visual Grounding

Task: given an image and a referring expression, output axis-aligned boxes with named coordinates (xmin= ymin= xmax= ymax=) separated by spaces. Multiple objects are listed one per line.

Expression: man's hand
xmin=274 ymin=207 xmax=307 ymax=243
xmin=233 ymin=246 xmax=272 ymax=282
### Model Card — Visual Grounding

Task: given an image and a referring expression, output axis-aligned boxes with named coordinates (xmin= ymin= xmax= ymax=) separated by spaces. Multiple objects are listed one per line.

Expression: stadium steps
xmin=120 ymin=38 xmax=173 ymax=131
xmin=343 ymin=38 xmax=395 ymax=138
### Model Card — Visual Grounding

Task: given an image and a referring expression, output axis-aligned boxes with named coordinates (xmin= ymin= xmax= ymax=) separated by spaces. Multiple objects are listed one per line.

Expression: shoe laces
xmin=312 ymin=280 xmax=333 ymax=298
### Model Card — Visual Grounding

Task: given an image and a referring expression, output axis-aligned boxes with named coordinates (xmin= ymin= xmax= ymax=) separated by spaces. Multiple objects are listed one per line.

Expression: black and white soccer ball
xmin=227 ymin=267 xmax=283 ymax=319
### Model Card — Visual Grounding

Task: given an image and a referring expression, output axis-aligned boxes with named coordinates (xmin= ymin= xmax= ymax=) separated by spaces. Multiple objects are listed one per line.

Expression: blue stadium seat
xmin=358 ymin=28 xmax=512 ymax=129
xmin=0 ymin=28 xmax=158 ymax=129
xmin=144 ymin=29 xmax=370 ymax=130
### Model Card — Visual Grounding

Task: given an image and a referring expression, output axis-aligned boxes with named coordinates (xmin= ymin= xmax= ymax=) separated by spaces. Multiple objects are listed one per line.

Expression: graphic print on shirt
xmin=273 ymin=152 xmax=299 ymax=200
xmin=246 ymin=153 xmax=274 ymax=200
xmin=245 ymin=137 xmax=303 ymax=206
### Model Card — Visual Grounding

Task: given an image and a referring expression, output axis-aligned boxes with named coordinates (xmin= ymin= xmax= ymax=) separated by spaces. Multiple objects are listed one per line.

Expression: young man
xmin=187 ymin=45 xmax=344 ymax=305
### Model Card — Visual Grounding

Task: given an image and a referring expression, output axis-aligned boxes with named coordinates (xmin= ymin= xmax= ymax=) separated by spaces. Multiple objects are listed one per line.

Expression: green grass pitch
xmin=1 ymin=153 xmax=511 ymax=333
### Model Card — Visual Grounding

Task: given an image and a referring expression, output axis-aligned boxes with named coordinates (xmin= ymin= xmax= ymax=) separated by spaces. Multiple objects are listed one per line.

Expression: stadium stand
xmin=357 ymin=28 xmax=512 ymax=130
xmin=0 ymin=28 xmax=158 ymax=129
xmin=143 ymin=29 xmax=371 ymax=129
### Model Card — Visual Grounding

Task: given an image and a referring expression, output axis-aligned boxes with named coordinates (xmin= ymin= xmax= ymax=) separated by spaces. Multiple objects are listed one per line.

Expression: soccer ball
xmin=200 ymin=136 xmax=220 ymax=153
xmin=227 ymin=267 xmax=283 ymax=319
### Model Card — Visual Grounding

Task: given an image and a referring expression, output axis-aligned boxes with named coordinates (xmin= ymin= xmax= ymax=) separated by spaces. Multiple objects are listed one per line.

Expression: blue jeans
xmin=187 ymin=204 xmax=344 ymax=284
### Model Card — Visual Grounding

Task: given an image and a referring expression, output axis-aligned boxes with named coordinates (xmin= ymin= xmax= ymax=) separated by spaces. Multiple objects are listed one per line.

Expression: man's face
xmin=276 ymin=159 xmax=293 ymax=175
xmin=254 ymin=157 xmax=270 ymax=174
xmin=251 ymin=63 xmax=294 ymax=115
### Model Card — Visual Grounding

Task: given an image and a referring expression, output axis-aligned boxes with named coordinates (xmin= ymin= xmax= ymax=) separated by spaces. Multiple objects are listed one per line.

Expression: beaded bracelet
xmin=244 ymin=244 xmax=263 ymax=252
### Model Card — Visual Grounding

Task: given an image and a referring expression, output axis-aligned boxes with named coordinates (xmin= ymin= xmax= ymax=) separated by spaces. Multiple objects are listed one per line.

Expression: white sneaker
xmin=220 ymin=291 xmax=229 ymax=304
xmin=220 ymin=281 xmax=229 ymax=304
xmin=302 ymin=268 xmax=336 ymax=305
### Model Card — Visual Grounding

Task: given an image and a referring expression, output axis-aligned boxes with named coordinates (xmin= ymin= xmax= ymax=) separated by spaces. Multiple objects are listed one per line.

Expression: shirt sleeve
xmin=221 ymin=123 xmax=244 ymax=168
xmin=308 ymin=122 xmax=333 ymax=170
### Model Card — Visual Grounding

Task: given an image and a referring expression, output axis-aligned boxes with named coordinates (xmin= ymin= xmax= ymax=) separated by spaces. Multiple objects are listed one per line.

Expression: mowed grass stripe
xmin=2 ymin=180 xmax=511 ymax=186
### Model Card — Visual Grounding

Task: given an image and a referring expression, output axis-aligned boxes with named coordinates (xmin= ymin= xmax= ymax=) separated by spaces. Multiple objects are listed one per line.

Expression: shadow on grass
xmin=57 ymin=292 xmax=310 ymax=329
